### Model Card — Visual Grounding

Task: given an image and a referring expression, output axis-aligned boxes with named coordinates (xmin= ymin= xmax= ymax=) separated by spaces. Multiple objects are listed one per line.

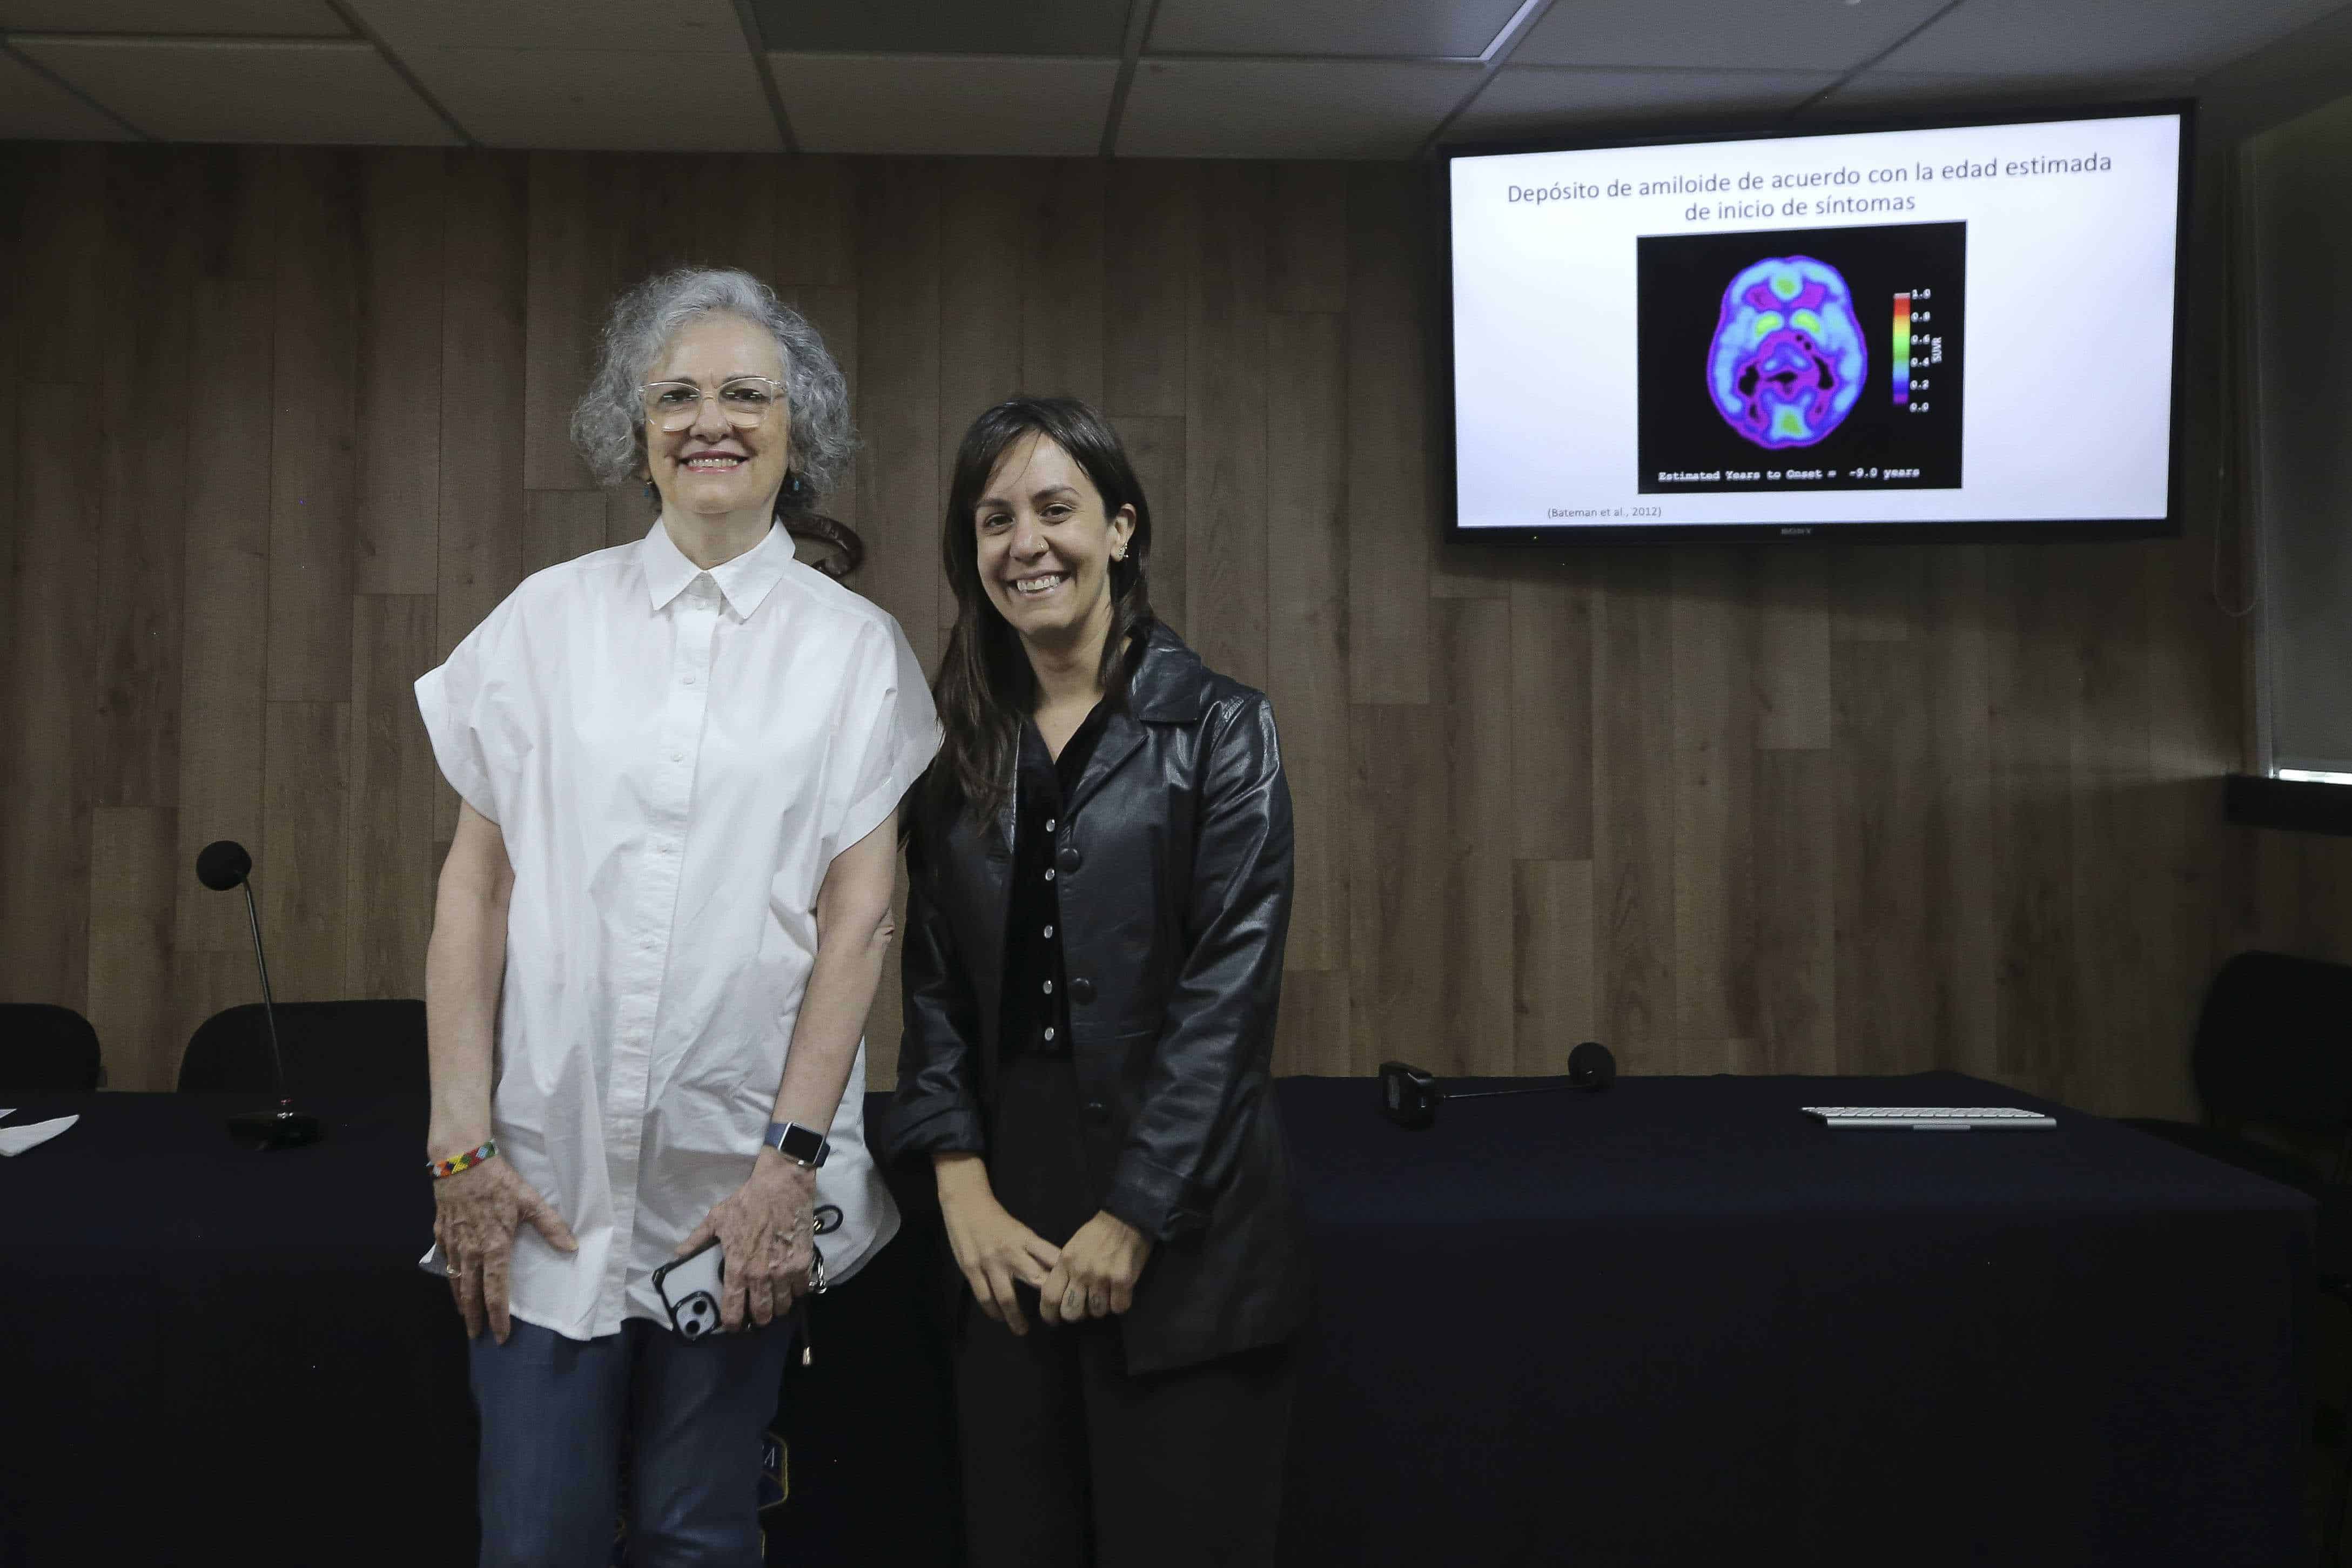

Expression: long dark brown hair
xmin=926 ymin=398 xmax=1155 ymax=830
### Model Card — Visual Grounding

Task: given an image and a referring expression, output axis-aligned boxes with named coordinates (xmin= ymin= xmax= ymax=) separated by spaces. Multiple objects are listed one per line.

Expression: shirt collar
xmin=637 ymin=520 xmax=794 ymax=618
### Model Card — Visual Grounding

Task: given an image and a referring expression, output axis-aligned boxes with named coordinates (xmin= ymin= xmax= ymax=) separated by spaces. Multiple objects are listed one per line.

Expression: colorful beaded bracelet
xmin=429 ymin=1139 xmax=498 ymax=1179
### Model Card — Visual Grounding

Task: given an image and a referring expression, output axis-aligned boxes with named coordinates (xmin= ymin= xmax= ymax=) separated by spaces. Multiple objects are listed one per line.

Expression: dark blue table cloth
xmin=0 ymin=1073 xmax=2311 ymax=1566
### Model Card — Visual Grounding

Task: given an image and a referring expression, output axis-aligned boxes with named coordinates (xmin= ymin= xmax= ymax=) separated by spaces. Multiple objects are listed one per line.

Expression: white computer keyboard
xmin=1802 ymin=1105 xmax=2057 ymax=1130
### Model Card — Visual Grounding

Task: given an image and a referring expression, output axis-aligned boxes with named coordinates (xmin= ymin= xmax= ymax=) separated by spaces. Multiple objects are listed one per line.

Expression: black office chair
xmin=0 ymin=1004 xmax=105 ymax=1094
xmin=177 ymin=999 xmax=429 ymax=1097
xmin=2121 ymin=951 xmax=2352 ymax=1543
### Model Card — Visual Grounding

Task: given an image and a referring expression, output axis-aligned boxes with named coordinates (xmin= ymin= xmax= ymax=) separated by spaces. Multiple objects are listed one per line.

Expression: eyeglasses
xmin=640 ymin=376 xmax=785 ymax=432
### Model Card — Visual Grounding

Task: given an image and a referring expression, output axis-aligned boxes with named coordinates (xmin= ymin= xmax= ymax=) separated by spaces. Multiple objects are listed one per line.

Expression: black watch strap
xmin=762 ymin=1120 xmax=831 ymax=1168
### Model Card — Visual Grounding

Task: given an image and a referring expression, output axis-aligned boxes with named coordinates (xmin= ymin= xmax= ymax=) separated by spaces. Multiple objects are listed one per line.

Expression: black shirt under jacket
xmin=997 ymin=706 xmax=1110 ymax=1065
xmin=886 ymin=622 xmax=1313 ymax=1375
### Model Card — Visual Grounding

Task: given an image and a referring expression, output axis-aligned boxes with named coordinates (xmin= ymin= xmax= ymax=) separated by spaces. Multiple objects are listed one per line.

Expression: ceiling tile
xmin=0 ymin=46 xmax=135 ymax=137
xmin=406 ymin=46 xmax=779 ymax=149
xmin=15 ymin=37 xmax=456 ymax=143
xmin=1147 ymin=0 xmax=1529 ymax=60
xmin=1516 ymin=0 xmax=1949 ymax=71
xmin=752 ymin=0 xmax=1127 ymax=57
xmin=0 ymin=0 xmax=345 ymax=34
xmin=768 ymin=52 xmax=1115 ymax=156
xmin=1877 ymin=0 xmax=2347 ymax=78
xmin=1118 ymin=58 xmax=1478 ymax=157
xmin=342 ymin=0 xmax=744 ymax=55
xmin=1810 ymin=70 xmax=2196 ymax=114
xmin=1449 ymin=65 xmax=1837 ymax=140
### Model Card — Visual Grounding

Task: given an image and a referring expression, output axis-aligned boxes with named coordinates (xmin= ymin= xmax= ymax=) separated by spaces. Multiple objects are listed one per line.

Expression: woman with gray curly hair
xmin=415 ymin=266 xmax=938 ymax=1566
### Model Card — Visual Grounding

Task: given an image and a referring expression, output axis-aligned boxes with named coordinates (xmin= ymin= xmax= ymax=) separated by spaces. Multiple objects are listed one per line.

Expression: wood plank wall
xmin=1 ymin=140 xmax=2335 ymax=1113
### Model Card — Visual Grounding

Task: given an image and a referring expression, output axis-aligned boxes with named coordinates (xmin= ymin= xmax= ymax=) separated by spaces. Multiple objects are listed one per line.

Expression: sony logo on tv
xmin=1779 ymin=526 xmax=1813 ymax=536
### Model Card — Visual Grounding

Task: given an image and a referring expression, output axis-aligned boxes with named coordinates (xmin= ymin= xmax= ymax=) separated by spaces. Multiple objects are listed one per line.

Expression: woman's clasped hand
xmin=1035 ymin=1210 xmax=1153 ymax=1326
xmin=935 ymin=1152 xmax=1153 ymax=1331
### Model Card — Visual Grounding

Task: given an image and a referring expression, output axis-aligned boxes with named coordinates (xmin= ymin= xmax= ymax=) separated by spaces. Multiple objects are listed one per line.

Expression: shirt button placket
xmin=609 ymin=580 xmax=718 ymax=1323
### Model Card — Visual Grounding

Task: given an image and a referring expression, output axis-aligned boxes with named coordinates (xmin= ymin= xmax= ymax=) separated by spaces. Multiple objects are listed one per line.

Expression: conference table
xmin=0 ymin=1073 xmax=2311 ymax=1566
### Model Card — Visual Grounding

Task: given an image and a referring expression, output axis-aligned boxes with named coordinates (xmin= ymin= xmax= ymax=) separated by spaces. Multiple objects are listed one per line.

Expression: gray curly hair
xmin=569 ymin=266 xmax=854 ymax=501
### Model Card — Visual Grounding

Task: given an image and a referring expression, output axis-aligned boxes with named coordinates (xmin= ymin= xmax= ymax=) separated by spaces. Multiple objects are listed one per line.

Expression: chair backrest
xmin=2192 ymin=951 xmax=2352 ymax=1133
xmin=0 ymin=1004 xmax=104 ymax=1093
xmin=178 ymin=1000 xmax=428 ymax=1096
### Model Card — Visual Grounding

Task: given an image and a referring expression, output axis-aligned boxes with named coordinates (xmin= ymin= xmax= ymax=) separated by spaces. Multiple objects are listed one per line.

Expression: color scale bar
xmin=1892 ymin=294 xmax=1911 ymax=406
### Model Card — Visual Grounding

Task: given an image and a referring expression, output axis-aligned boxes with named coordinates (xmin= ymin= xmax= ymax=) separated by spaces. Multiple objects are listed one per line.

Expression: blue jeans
xmin=468 ymin=1313 xmax=798 ymax=1568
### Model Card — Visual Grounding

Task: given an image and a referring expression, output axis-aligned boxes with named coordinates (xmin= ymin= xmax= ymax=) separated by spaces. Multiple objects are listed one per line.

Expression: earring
xmin=641 ymin=477 xmax=658 ymax=507
xmin=1113 ymin=544 xmax=1127 ymax=562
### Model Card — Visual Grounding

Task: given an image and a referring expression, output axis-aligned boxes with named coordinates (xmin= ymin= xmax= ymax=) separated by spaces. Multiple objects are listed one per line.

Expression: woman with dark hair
xmin=886 ymin=397 xmax=1311 ymax=1566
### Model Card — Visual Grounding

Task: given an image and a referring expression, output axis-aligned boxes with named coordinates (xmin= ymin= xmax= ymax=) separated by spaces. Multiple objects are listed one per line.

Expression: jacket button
xmin=1070 ymin=977 xmax=1095 ymax=1004
xmin=1057 ymin=845 xmax=1081 ymax=874
xmin=1084 ymin=1099 xmax=1109 ymax=1124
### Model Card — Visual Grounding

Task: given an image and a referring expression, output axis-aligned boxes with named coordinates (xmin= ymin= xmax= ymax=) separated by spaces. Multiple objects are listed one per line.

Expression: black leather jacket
xmin=884 ymin=623 xmax=1312 ymax=1373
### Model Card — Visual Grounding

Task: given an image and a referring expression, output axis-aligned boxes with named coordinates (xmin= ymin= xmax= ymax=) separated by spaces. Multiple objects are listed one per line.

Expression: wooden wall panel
xmin=1509 ymin=570 xmax=1594 ymax=862
xmin=1264 ymin=313 xmax=1349 ymax=973
xmin=938 ymin=160 xmax=1026 ymax=497
xmin=1433 ymin=598 xmax=1516 ymax=1073
xmin=260 ymin=700 xmax=351 ymax=1000
xmin=1345 ymin=164 xmax=1432 ymax=706
xmin=1184 ymin=163 xmax=1270 ymax=692
xmin=854 ymin=160 xmax=943 ymax=671
xmin=1514 ymin=858 xmax=1596 ymax=1074
xmin=266 ymin=149 xmax=359 ymax=706
xmin=1594 ymin=551 xmax=1677 ymax=1060
xmin=93 ymin=149 xmax=191 ymax=813
xmin=1103 ymin=161 xmax=1193 ymax=420
xmin=0 ymin=144 xmax=2287 ymax=1116
xmin=174 ymin=275 xmax=275 ymax=956
xmin=88 ymin=806 xmax=177 ymax=1090
xmin=522 ymin=153 xmax=606 ymax=495
xmin=3 ymin=402 xmax=98 ymax=1008
xmin=1270 ymin=163 xmax=1348 ymax=314
xmin=355 ymin=150 xmax=443 ymax=595
xmin=434 ymin=153 xmax=529 ymax=840
xmin=345 ymin=596 xmax=439 ymax=999
xmin=1020 ymin=159 xmax=1105 ymax=407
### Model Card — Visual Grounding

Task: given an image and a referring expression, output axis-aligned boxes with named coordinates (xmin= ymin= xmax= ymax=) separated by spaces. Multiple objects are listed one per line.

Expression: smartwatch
xmin=762 ymin=1120 xmax=831 ymax=1168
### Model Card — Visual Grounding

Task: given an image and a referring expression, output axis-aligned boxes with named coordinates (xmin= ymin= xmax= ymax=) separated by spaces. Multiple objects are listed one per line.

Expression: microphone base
xmin=227 ymin=1107 xmax=325 ymax=1151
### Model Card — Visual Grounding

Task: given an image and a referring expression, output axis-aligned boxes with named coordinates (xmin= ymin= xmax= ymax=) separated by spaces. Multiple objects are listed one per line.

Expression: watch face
xmin=769 ymin=1123 xmax=828 ymax=1165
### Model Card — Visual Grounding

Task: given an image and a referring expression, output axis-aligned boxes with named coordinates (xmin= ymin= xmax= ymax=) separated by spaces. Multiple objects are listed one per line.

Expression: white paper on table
xmin=0 ymin=1115 xmax=78 ymax=1156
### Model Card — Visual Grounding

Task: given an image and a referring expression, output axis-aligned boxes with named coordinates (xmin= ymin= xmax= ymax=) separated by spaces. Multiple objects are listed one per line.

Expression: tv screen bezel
xmin=1435 ymin=99 xmax=2197 ymax=547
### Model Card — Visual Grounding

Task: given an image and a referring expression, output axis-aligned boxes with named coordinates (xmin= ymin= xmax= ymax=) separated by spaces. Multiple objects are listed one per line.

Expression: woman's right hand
xmin=432 ymin=1156 xmax=578 ymax=1344
xmin=934 ymin=1153 xmax=1060 ymax=1334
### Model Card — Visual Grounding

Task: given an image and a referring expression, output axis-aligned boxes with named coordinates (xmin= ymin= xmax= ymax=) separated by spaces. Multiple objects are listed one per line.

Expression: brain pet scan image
xmin=1706 ymin=257 xmax=1866 ymax=449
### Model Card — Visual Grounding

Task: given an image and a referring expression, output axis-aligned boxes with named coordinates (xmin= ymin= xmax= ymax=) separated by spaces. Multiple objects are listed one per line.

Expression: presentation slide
xmin=1449 ymin=112 xmax=2181 ymax=531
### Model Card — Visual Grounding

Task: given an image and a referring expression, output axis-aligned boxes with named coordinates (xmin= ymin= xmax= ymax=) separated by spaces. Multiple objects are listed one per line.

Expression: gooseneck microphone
xmin=196 ymin=840 xmax=322 ymax=1150
xmin=1379 ymin=1041 xmax=1617 ymax=1130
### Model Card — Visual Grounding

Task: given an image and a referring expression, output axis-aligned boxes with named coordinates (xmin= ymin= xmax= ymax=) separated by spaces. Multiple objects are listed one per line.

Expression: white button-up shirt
xmin=415 ymin=521 xmax=939 ymax=1341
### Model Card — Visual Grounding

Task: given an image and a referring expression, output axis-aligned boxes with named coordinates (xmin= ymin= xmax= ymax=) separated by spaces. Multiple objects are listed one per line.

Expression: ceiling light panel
xmin=1119 ymin=58 xmax=1479 ymax=157
xmin=341 ymin=0 xmax=746 ymax=55
xmin=1448 ymin=65 xmax=1838 ymax=140
xmin=404 ymin=46 xmax=781 ymax=149
xmin=1147 ymin=0 xmax=1532 ymax=60
xmin=0 ymin=0 xmax=346 ymax=34
xmin=751 ymin=0 xmax=1128 ymax=57
xmin=0 ymin=46 xmax=136 ymax=137
xmin=768 ymin=53 xmax=1117 ymax=156
xmin=1876 ymin=0 xmax=2347 ymax=78
xmin=1515 ymin=0 xmax=1951 ymax=72
xmin=12 ymin=36 xmax=456 ymax=143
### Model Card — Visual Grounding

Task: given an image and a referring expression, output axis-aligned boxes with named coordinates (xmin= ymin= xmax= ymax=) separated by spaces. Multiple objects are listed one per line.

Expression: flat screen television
xmin=1440 ymin=103 xmax=2190 ymax=544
